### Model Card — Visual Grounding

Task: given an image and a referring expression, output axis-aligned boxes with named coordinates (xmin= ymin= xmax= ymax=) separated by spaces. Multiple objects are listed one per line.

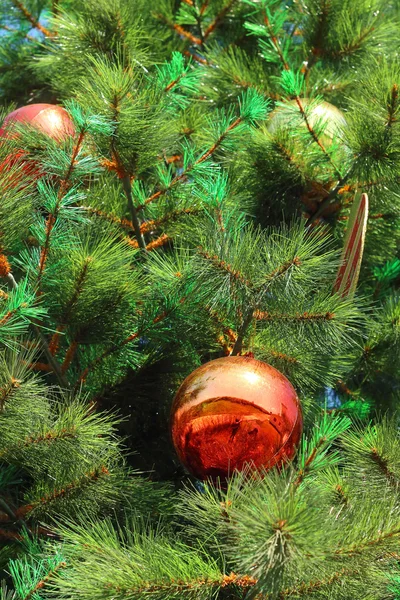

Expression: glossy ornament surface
xmin=268 ymin=99 xmax=346 ymax=146
xmin=171 ymin=356 xmax=302 ymax=481
xmin=0 ymin=104 xmax=75 ymax=141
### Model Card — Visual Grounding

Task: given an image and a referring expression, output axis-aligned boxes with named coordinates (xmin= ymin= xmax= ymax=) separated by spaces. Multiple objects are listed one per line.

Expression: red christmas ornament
xmin=0 ymin=104 xmax=75 ymax=186
xmin=171 ymin=356 xmax=302 ymax=481
xmin=0 ymin=104 xmax=75 ymax=141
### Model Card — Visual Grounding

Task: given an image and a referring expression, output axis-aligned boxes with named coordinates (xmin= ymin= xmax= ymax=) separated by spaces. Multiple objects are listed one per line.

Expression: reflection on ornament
xmin=268 ymin=99 xmax=346 ymax=145
xmin=171 ymin=356 xmax=302 ymax=481
xmin=0 ymin=104 xmax=75 ymax=141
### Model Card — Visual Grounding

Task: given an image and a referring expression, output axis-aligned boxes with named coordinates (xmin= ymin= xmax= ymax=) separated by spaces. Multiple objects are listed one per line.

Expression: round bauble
xmin=0 ymin=104 xmax=75 ymax=141
xmin=171 ymin=356 xmax=302 ymax=481
xmin=268 ymin=99 xmax=346 ymax=146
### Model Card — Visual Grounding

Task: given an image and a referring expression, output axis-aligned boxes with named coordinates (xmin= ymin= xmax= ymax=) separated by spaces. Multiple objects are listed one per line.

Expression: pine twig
xmin=22 ymin=560 xmax=66 ymax=600
xmin=137 ymin=117 xmax=243 ymax=212
xmin=10 ymin=0 xmax=53 ymax=37
xmin=76 ymin=301 xmax=185 ymax=384
xmin=262 ymin=10 xmax=341 ymax=178
xmin=230 ymin=309 xmax=253 ymax=356
xmin=121 ymin=176 xmax=146 ymax=250
xmin=203 ymin=0 xmax=238 ymax=39
xmin=5 ymin=273 xmax=69 ymax=389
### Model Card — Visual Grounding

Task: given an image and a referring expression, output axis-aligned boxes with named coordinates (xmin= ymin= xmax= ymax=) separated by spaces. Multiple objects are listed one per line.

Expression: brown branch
xmin=260 ymin=347 xmax=299 ymax=365
xmin=263 ymin=12 xmax=290 ymax=71
xmin=0 ymin=254 xmax=11 ymax=278
xmin=335 ymin=528 xmax=400 ymax=557
xmin=155 ymin=13 xmax=202 ymax=45
xmin=48 ymin=257 xmax=92 ymax=356
xmin=0 ymin=528 xmax=23 ymax=541
xmin=294 ymin=436 xmax=327 ymax=487
xmin=197 ymin=117 xmax=242 ymax=163
xmin=370 ymin=447 xmax=398 ymax=487
xmin=128 ymin=233 xmax=171 ymax=251
xmin=386 ymin=84 xmax=398 ymax=130
xmin=140 ymin=208 xmax=199 ymax=234
xmin=330 ymin=26 xmax=375 ymax=58
xmin=11 ymin=0 xmax=53 ymax=37
xmin=23 ymin=561 xmax=66 ymax=600
xmin=265 ymin=257 xmax=301 ymax=281
xmin=136 ymin=118 xmax=243 ymax=212
xmin=108 ymin=95 xmax=146 ymax=249
xmin=254 ymin=310 xmax=335 ymax=322
xmin=0 ymin=24 xmax=36 ymax=41
xmin=200 ymin=0 xmax=210 ymax=16
xmin=277 ymin=568 xmax=358 ymax=598
xmin=38 ymin=129 xmax=87 ymax=290
xmin=61 ymin=340 xmax=78 ymax=374
xmin=294 ymin=97 xmax=341 ymax=177
xmin=85 ymin=206 xmax=133 ymax=231
xmin=16 ymin=466 xmax=110 ymax=518
xmin=0 ymin=306 xmax=23 ymax=327
xmin=77 ymin=301 xmax=185 ymax=384
xmin=29 ymin=361 xmax=53 ymax=372
xmin=198 ymin=247 xmax=251 ymax=286
xmin=184 ymin=50 xmax=208 ymax=65
xmin=262 ymin=11 xmax=341 ymax=177
xmin=0 ymin=427 xmax=76 ymax=462
xmin=203 ymin=0 xmax=238 ymax=39
xmin=0 ymin=376 xmax=20 ymax=411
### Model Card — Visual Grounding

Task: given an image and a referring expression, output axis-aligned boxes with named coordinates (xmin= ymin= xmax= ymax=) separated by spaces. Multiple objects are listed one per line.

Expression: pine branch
xmin=386 ymin=83 xmax=398 ymax=130
xmin=335 ymin=528 xmax=400 ymax=557
xmin=294 ymin=434 xmax=327 ymax=487
xmin=0 ymin=375 xmax=20 ymax=410
xmin=16 ymin=466 xmax=110 ymax=518
xmin=203 ymin=0 xmax=238 ymax=39
xmin=200 ymin=0 xmax=210 ymax=16
xmin=261 ymin=9 xmax=341 ymax=178
xmin=21 ymin=560 xmax=66 ymax=600
xmin=275 ymin=568 xmax=359 ymax=599
xmin=303 ymin=0 xmax=331 ymax=75
xmin=330 ymin=25 xmax=376 ymax=58
xmin=4 ymin=273 xmax=68 ymax=388
xmin=77 ymin=302 xmax=184 ymax=384
xmin=136 ymin=118 xmax=244 ymax=212
xmin=37 ymin=129 xmax=87 ymax=290
xmin=61 ymin=340 xmax=78 ymax=374
xmin=370 ymin=447 xmax=398 ymax=487
xmin=254 ymin=310 xmax=335 ymax=322
xmin=155 ymin=13 xmax=202 ymax=45
xmin=230 ymin=308 xmax=253 ymax=355
xmin=48 ymin=256 xmax=92 ymax=356
xmin=0 ymin=528 xmax=23 ymax=541
xmin=198 ymin=247 xmax=252 ymax=286
xmin=0 ymin=24 xmax=36 ymax=41
xmin=109 ymin=95 xmax=146 ymax=250
xmin=10 ymin=0 xmax=53 ymax=37
xmin=0 ymin=427 xmax=77 ymax=461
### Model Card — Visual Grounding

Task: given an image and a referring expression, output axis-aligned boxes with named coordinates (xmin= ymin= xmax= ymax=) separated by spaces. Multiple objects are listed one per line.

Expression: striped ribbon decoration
xmin=333 ymin=192 xmax=369 ymax=298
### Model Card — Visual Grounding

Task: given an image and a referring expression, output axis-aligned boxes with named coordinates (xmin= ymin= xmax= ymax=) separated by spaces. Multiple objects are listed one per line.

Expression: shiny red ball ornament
xmin=0 ymin=104 xmax=75 ymax=141
xmin=171 ymin=356 xmax=302 ymax=481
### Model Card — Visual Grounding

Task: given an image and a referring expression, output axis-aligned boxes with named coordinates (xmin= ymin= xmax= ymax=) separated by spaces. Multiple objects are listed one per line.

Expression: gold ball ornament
xmin=268 ymin=99 xmax=346 ymax=146
xmin=171 ymin=356 xmax=303 ymax=481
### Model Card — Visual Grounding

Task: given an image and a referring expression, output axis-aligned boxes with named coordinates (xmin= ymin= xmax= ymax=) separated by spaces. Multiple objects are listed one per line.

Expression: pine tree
xmin=1 ymin=1 xmax=400 ymax=598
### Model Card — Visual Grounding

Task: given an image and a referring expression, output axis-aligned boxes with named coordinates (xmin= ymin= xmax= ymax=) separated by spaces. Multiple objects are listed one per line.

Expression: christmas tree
xmin=1 ymin=0 xmax=400 ymax=598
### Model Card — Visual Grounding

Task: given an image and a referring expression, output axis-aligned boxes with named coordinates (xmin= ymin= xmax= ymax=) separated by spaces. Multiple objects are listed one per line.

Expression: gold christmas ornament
xmin=268 ymin=99 xmax=346 ymax=146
